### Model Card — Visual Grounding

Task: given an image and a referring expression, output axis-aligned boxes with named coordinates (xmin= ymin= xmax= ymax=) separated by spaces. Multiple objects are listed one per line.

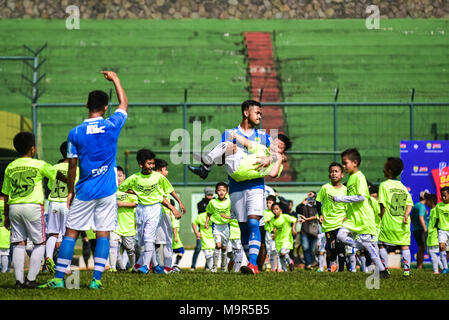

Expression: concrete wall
xmin=2 ymin=0 xmax=449 ymax=19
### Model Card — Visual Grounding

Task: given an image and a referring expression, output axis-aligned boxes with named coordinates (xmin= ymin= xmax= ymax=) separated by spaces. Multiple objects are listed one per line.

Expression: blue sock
xmin=55 ymin=236 xmax=76 ymax=279
xmin=247 ymin=218 xmax=261 ymax=266
xmin=93 ymin=237 xmax=110 ymax=281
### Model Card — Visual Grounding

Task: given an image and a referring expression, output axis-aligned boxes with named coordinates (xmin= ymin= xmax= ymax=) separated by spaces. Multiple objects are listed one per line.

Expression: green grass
xmin=0 ymin=268 xmax=447 ymax=300
xmin=0 ymin=19 xmax=448 ymax=183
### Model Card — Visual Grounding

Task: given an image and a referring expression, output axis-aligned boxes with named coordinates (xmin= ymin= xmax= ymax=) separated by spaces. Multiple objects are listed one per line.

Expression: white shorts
xmin=136 ymin=203 xmax=162 ymax=246
xmin=0 ymin=248 xmax=10 ymax=256
xmin=230 ymin=188 xmax=264 ymax=222
xmin=279 ymin=248 xmax=290 ymax=255
xmin=110 ymin=231 xmax=121 ymax=243
xmin=66 ymin=193 xmax=117 ymax=231
xmin=156 ymin=213 xmax=173 ymax=245
xmin=227 ymin=238 xmax=242 ymax=251
xmin=428 ymin=245 xmax=440 ymax=254
xmin=438 ymin=230 xmax=449 ymax=245
xmin=318 ymin=232 xmax=326 ymax=253
xmin=46 ymin=201 xmax=70 ymax=238
xmin=9 ymin=204 xmax=46 ymax=244
xmin=212 ymin=223 xmax=230 ymax=245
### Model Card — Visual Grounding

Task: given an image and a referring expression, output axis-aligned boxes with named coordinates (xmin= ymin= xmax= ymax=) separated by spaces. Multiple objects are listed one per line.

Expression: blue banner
xmin=400 ymin=140 xmax=449 ymax=263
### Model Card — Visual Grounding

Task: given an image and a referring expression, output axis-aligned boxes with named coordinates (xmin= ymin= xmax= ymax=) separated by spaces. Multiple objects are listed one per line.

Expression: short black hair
xmin=271 ymin=202 xmax=282 ymax=210
xmin=369 ymin=184 xmax=378 ymax=195
xmin=215 ymin=181 xmax=228 ymax=191
xmin=385 ymin=157 xmax=404 ymax=177
xmin=241 ymin=99 xmax=261 ymax=117
xmin=155 ymin=158 xmax=168 ymax=171
xmin=266 ymin=195 xmax=277 ymax=202
xmin=329 ymin=162 xmax=343 ymax=172
xmin=59 ymin=141 xmax=68 ymax=159
xmin=441 ymin=186 xmax=449 ymax=196
xmin=424 ymin=193 xmax=438 ymax=206
xmin=136 ymin=149 xmax=156 ymax=165
xmin=13 ymin=132 xmax=35 ymax=155
xmin=87 ymin=90 xmax=109 ymax=112
xmin=341 ymin=148 xmax=362 ymax=166
xmin=117 ymin=165 xmax=125 ymax=173
xmin=277 ymin=133 xmax=292 ymax=152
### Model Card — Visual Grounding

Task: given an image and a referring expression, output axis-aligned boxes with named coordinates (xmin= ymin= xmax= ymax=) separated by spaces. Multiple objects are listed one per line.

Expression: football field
xmin=0 ymin=268 xmax=447 ymax=300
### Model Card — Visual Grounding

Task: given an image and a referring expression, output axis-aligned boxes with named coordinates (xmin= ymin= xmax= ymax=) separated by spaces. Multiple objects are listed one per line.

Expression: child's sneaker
xmin=38 ymin=277 xmax=65 ymax=289
xmin=403 ymin=270 xmax=410 ymax=277
xmin=441 ymin=268 xmax=449 ymax=274
xmin=138 ymin=265 xmax=149 ymax=274
xmin=153 ymin=265 xmax=167 ymax=274
xmin=240 ymin=263 xmax=259 ymax=275
xmin=88 ymin=279 xmax=103 ymax=290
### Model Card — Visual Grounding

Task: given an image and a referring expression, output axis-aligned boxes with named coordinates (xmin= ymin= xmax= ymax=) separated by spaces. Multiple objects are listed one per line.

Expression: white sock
xmin=359 ymin=255 xmax=367 ymax=272
xmin=379 ymin=247 xmax=389 ymax=268
xmin=233 ymin=249 xmax=243 ymax=272
xmin=28 ymin=244 xmax=45 ymax=281
xmin=137 ymin=246 xmax=144 ymax=266
xmin=213 ymin=248 xmax=220 ymax=268
xmin=440 ymin=251 xmax=448 ymax=269
xmin=155 ymin=245 xmax=163 ymax=266
xmin=164 ymin=244 xmax=173 ymax=268
xmin=362 ymin=242 xmax=385 ymax=272
xmin=109 ymin=239 xmax=119 ymax=270
xmin=1 ymin=256 xmax=8 ymax=272
xmin=318 ymin=254 xmax=325 ymax=271
xmin=402 ymin=249 xmax=411 ymax=271
xmin=45 ymin=236 xmax=57 ymax=259
xmin=221 ymin=251 xmax=227 ymax=270
xmin=143 ymin=242 xmax=155 ymax=268
xmin=350 ymin=253 xmax=357 ymax=272
xmin=430 ymin=251 xmax=440 ymax=273
xmin=203 ymin=142 xmax=229 ymax=166
xmin=204 ymin=250 xmax=214 ymax=270
xmin=13 ymin=245 xmax=26 ymax=283
xmin=125 ymin=248 xmax=135 ymax=270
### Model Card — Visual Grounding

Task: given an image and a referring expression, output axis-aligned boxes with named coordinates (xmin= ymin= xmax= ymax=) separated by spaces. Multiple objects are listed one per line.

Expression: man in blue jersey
xmin=189 ymin=100 xmax=273 ymax=274
xmin=39 ymin=71 xmax=128 ymax=289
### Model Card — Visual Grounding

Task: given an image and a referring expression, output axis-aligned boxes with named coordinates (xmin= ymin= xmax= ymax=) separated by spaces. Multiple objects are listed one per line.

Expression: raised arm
xmin=101 ymin=71 xmax=128 ymax=113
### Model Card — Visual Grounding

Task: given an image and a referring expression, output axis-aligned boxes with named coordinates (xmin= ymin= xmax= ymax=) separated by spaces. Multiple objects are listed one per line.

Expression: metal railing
xmin=32 ymin=88 xmax=449 ymax=186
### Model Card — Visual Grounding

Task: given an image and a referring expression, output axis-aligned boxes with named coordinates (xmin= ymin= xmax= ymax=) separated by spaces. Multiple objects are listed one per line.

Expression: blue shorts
xmin=173 ymin=247 xmax=185 ymax=254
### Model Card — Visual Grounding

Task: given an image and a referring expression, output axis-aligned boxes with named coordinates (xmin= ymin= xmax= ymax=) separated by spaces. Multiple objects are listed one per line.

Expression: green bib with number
xmin=378 ymin=179 xmax=414 ymax=245
xmin=47 ymin=162 xmax=79 ymax=202
xmin=2 ymin=157 xmax=58 ymax=205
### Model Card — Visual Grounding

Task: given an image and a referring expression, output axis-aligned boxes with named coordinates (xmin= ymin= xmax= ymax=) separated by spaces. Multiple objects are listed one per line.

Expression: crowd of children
xmin=1 ymin=131 xmax=448 ymax=287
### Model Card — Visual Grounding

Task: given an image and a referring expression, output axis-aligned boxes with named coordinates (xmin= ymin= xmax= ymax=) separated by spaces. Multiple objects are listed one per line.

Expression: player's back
xmin=2 ymin=157 xmax=57 ymax=205
xmin=68 ymin=110 xmax=127 ymax=201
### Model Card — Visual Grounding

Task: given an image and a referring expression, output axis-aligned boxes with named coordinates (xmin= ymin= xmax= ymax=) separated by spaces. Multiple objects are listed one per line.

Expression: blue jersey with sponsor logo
xmin=221 ymin=125 xmax=271 ymax=193
xmin=67 ymin=110 xmax=127 ymax=201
